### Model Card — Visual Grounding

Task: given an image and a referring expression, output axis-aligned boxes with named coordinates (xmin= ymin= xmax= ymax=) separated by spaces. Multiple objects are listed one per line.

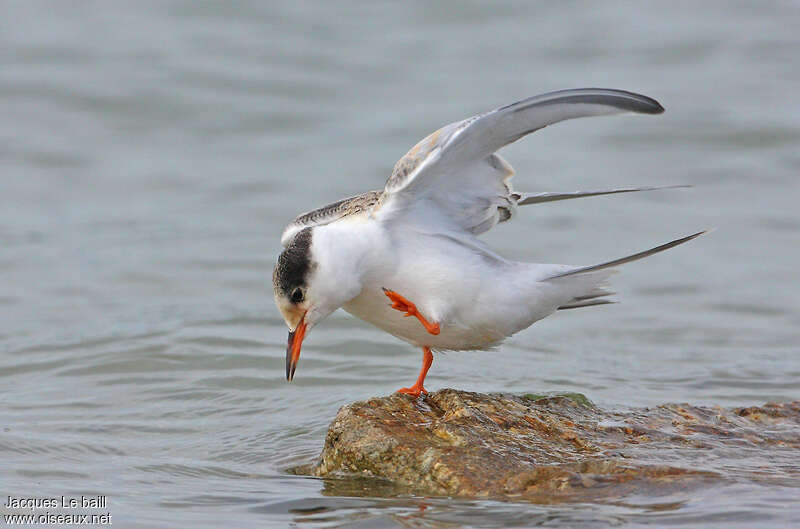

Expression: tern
xmin=273 ymin=88 xmax=704 ymax=397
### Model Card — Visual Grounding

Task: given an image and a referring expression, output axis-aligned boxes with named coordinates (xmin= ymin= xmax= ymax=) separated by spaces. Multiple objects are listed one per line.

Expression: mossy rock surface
xmin=521 ymin=391 xmax=594 ymax=408
xmin=301 ymin=389 xmax=800 ymax=501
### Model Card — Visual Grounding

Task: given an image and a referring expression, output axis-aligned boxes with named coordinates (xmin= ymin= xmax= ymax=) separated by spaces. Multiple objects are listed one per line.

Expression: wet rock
xmin=304 ymin=390 xmax=800 ymax=500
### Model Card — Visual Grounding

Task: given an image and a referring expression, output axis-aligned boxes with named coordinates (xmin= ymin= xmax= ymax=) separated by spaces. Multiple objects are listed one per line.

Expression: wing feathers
xmin=498 ymin=88 xmax=664 ymax=116
xmin=280 ymin=190 xmax=382 ymax=246
xmin=514 ymin=185 xmax=689 ymax=206
xmin=449 ymin=88 xmax=665 ymax=166
xmin=546 ymin=230 xmax=708 ymax=280
xmin=380 ymin=88 xmax=668 ymax=235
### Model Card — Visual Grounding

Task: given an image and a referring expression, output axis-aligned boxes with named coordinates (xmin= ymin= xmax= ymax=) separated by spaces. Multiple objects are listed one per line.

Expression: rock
xmin=300 ymin=390 xmax=800 ymax=501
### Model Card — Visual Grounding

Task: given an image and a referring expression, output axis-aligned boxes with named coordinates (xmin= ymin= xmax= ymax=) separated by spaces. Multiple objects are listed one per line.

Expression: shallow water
xmin=1 ymin=1 xmax=799 ymax=527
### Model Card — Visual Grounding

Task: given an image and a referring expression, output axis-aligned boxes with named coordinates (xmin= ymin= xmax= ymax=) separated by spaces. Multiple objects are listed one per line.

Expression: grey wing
xmin=513 ymin=185 xmax=690 ymax=205
xmin=280 ymin=190 xmax=382 ymax=246
xmin=380 ymin=88 xmax=665 ymax=235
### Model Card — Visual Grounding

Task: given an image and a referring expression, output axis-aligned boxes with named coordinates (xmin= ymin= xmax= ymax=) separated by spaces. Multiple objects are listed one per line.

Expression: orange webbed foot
xmin=396 ymin=385 xmax=428 ymax=398
xmin=382 ymin=288 xmax=440 ymax=335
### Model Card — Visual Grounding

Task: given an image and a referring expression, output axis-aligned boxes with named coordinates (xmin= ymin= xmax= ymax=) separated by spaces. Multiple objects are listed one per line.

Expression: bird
xmin=272 ymin=88 xmax=705 ymax=397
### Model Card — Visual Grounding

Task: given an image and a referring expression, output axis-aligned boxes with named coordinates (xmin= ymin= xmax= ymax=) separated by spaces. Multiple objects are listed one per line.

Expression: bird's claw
xmin=396 ymin=385 xmax=428 ymax=398
xmin=384 ymin=288 xmax=416 ymax=314
xmin=382 ymin=288 xmax=440 ymax=335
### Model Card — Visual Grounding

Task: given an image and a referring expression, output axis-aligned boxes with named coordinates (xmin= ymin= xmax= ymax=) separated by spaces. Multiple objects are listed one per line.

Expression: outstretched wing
xmin=280 ymin=190 xmax=382 ymax=246
xmin=379 ymin=88 xmax=665 ymax=235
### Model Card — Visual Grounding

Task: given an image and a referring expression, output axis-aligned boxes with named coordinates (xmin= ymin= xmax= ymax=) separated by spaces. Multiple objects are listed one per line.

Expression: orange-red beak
xmin=286 ymin=317 xmax=307 ymax=381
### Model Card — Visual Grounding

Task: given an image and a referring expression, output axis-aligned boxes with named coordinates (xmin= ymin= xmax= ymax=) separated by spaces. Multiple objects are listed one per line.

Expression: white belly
xmin=341 ymin=233 xmax=540 ymax=351
xmin=343 ymin=286 xmax=507 ymax=351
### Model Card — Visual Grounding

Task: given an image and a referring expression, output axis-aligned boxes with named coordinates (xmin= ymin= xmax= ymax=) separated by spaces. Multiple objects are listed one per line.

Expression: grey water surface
xmin=1 ymin=1 xmax=799 ymax=527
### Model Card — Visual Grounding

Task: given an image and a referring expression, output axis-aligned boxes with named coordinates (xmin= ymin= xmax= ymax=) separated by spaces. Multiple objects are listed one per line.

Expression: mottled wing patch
xmin=384 ymin=115 xmax=482 ymax=194
xmin=384 ymin=129 xmax=442 ymax=193
xmin=280 ymin=190 xmax=382 ymax=246
xmin=293 ymin=190 xmax=381 ymax=226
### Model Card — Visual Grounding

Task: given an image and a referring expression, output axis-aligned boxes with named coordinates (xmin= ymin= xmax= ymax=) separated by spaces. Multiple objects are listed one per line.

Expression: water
xmin=1 ymin=1 xmax=798 ymax=527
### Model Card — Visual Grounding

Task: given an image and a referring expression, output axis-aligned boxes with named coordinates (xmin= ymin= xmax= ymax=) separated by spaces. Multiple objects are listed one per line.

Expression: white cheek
xmin=276 ymin=297 xmax=307 ymax=329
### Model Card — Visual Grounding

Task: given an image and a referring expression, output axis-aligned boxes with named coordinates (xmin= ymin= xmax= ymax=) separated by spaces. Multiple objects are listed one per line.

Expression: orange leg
xmin=382 ymin=288 xmax=440 ymax=335
xmin=397 ymin=347 xmax=433 ymax=397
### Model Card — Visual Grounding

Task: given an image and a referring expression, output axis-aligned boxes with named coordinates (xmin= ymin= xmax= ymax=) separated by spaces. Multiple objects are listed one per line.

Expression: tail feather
xmin=555 ymin=284 xmax=616 ymax=311
xmin=558 ymin=298 xmax=617 ymax=310
xmin=543 ymin=270 xmax=615 ymax=313
xmin=573 ymin=289 xmax=616 ymax=301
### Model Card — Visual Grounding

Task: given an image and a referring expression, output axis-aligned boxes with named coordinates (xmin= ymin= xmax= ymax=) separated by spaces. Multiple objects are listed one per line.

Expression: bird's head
xmin=272 ymin=226 xmax=360 ymax=381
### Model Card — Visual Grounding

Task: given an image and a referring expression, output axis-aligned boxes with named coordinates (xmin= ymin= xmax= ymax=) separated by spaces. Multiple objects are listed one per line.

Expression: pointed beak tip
xmin=288 ymin=362 xmax=297 ymax=382
xmin=285 ymin=317 xmax=307 ymax=383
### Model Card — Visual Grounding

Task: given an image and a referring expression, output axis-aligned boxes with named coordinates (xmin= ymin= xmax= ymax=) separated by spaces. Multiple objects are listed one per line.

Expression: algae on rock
xmin=302 ymin=389 xmax=800 ymax=501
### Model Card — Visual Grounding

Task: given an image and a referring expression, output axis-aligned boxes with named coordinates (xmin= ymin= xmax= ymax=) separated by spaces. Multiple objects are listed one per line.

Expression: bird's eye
xmin=290 ymin=288 xmax=304 ymax=303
